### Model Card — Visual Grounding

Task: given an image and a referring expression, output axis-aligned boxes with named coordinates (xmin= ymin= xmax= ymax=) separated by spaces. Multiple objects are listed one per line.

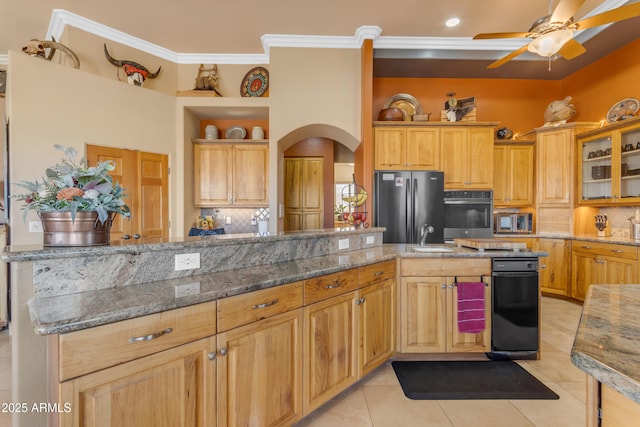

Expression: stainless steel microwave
xmin=494 ymin=212 xmax=533 ymax=234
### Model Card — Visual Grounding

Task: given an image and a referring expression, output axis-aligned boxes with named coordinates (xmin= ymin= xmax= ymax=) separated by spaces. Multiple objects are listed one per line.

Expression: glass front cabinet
xmin=578 ymin=118 xmax=640 ymax=205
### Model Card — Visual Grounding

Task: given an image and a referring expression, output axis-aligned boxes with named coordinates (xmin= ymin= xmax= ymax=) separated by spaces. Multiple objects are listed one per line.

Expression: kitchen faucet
xmin=419 ymin=224 xmax=435 ymax=246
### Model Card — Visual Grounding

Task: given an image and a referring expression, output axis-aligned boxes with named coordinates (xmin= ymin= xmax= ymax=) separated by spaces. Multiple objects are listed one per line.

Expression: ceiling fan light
xmin=527 ymin=30 xmax=573 ymax=57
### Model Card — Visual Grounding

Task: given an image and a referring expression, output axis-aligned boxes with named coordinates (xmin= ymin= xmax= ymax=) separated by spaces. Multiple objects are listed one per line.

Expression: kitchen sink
xmin=412 ymin=246 xmax=453 ymax=253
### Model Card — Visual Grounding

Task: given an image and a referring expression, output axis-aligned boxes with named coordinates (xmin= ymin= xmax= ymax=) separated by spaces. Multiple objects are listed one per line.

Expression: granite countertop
xmin=571 ymin=284 xmax=640 ymax=404
xmin=393 ymin=243 xmax=547 ymax=258
xmin=495 ymin=232 xmax=640 ymax=247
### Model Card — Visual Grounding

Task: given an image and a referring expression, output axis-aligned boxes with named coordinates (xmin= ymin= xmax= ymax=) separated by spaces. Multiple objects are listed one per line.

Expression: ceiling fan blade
xmin=551 ymin=0 xmax=586 ymax=24
xmin=574 ymin=2 xmax=640 ymax=30
xmin=557 ymin=38 xmax=586 ymax=59
xmin=473 ymin=32 xmax=531 ymax=40
xmin=487 ymin=44 xmax=531 ymax=69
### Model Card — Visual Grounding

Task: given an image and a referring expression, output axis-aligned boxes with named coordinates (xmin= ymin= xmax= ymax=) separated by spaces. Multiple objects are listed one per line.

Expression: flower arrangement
xmin=197 ymin=215 xmax=216 ymax=230
xmin=13 ymin=145 xmax=131 ymax=224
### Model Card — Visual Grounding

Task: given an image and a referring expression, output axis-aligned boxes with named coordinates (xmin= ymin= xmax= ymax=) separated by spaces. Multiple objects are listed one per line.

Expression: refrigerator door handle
xmin=406 ymin=178 xmax=411 ymax=243
xmin=413 ymin=178 xmax=418 ymax=243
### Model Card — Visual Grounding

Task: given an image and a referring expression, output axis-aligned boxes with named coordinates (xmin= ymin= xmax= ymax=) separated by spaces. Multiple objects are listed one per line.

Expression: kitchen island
xmin=571 ymin=284 xmax=640 ymax=427
xmin=5 ymin=233 xmax=547 ymax=427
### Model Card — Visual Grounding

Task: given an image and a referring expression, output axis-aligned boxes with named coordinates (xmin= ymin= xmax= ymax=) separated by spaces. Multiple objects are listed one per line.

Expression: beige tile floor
xmin=0 ymin=297 xmax=585 ymax=427
xmin=295 ymin=296 xmax=587 ymax=427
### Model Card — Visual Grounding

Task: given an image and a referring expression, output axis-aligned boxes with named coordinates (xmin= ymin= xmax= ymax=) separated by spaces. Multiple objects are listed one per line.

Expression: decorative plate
xmin=383 ymin=93 xmax=423 ymax=121
xmin=241 ymin=67 xmax=269 ymax=97
xmin=225 ymin=126 xmax=247 ymax=139
xmin=607 ymin=98 xmax=639 ymax=123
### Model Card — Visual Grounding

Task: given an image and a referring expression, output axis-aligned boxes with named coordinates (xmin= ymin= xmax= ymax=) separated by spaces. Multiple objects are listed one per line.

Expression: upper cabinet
xmin=493 ymin=141 xmax=534 ymax=207
xmin=441 ymin=125 xmax=495 ymax=189
xmin=374 ymin=125 xmax=440 ymax=170
xmin=577 ymin=117 xmax=640 ymax=206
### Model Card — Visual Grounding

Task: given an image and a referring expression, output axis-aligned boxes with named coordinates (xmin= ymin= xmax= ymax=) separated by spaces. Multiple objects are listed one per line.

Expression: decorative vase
xmin=251 ymin=126 xmax=265 ymax=139
xmin=39 ymin=211 xmax=115 ymax=247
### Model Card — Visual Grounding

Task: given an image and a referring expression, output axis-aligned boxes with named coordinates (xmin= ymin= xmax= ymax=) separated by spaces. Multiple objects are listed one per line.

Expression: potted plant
xmin=13 ymin=145 xmax=131 ymax=246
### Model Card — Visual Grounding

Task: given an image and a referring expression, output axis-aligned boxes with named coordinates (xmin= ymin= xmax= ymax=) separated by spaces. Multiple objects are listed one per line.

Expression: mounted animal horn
xmin=103 ymin=43 xmax=161 ymax=87
xmin=22 ymin=38 xmax=80 ymax=69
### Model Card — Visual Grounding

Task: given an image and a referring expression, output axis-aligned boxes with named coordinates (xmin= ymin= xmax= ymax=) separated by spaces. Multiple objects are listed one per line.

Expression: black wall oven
xmin=443 ymin=190 xmax=493 ymax=241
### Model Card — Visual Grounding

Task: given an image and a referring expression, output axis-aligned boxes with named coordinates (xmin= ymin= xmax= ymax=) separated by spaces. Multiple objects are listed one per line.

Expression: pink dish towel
xmin=457 ymin=282 xmax=486 ymax=333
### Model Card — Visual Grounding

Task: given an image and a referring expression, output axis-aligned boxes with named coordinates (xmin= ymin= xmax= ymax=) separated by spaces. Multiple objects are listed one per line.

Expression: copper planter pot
xmin=39 ymin=211 xmax=115 ymax=247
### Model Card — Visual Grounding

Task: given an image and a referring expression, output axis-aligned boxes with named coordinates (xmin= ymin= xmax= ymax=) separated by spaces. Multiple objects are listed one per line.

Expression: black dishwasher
xmin=487 ymin=258 xmax=539 ymax=360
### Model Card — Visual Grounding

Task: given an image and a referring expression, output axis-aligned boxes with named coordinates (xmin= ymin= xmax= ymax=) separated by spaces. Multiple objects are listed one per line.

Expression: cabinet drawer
xmin=401 ymin=258 xmax=490 ymax=277
xmin=304 ymin=269 xmax=359 ymax=305
xmin=573 ymin=241 xmax=638 ymax=260
xmin=58 ymin=301 xmax=216 ymax=382
xmin=359 ymin=260 xmax=396 ymax=287
xmin=217 ymin=281 xmax=303 ymax=332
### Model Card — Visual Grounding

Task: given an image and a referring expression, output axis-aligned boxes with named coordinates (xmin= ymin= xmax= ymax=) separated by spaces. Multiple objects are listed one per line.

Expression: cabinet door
xmin=603 ymin=256 xmax=637 ymax=284
xmin=447 ymin=277 xmax=491 ymax=353
xmin=537 ymin=129 xmax=572 ymax=205
xmin=441 ymin=128 xmax=467 ymax=188
xmin=217 ymin=309 xmax=303 ymax=427
xmin=407 ymin=128 xmax=440 ymax=170
xmin=194 ymin=144 xmax=233 ymax=206
xmin=493 ymin=145 xmax=508 ymax=204
xmin=374 ymin=128 xmax=406 ymax=170
xmin=303 ymin=291 xmax=358 ymax=414
xmin=59 ymin=337 xmax=216 ymax=427
xmin=359 ymin=278 xmax=395 ymax=377
xmin=507 ymin=145 xmax=534 ymax=205
xmin=537 ymin=239 xmax=571 ymax=296
xmin=571 ymin=251 xmax=599 ymax=301
xmin=400 ymin=276 xmax=446 ymax=353
xmin=466 ymin=128 xmax=494 ymax=189
xmin=284 ymin=158 xmax=303 ymax=209
xmin=233 ymin=144 xmax=268 ymax=206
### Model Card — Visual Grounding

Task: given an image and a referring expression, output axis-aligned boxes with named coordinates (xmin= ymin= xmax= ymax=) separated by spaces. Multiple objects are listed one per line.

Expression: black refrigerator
xmin=373 ymin=171 xmax=444 ymax=244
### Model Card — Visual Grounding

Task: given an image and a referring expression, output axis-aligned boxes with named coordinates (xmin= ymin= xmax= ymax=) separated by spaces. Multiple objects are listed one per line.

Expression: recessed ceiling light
xmin=445 ymin=18 xmax=460 ymax=28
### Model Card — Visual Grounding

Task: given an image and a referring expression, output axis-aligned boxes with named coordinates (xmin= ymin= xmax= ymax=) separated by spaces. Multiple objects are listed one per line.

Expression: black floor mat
xmin=391 ymin=360 xmax=559 ymax=400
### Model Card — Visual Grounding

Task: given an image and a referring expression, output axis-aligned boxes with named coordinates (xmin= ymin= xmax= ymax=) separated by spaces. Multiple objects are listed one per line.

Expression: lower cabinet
xmin=536 ymin=238 xmax=571 ymax=297
xmin=216 ymin=309 xmax=303 ymax=427
xmin=571 ymin=242 xmax=638 ymax=301
xmin=359 ymin=278 xmax=395 ymax=377
xmin=399 ymin=259 xmax=491 ymax=353
xmin=59 ymin=336 xmax=217 ymax=427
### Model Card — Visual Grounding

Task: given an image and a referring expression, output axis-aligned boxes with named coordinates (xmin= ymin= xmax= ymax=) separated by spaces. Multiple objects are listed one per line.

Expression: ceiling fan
xmin=473 ymin=0 xmax=640 ymax=69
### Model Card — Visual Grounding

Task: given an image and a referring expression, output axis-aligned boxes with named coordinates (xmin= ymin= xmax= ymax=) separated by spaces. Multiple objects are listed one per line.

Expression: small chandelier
xmin=527 ymin=30 xmax=573 ymax=57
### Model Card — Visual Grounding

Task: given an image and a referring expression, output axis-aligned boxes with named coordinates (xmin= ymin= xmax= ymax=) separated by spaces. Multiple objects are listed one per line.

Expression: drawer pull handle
xmin=325 ymin=280 xmax=344 ymax=289
xmin=373 ymin=271 xmax=384 ymax=276
xmin=253 ymin=299 xmax=279 ymax=309
xmin=129 ymin=327 xmax=173 ymax=343
xmin=582 ymin=245 xmax=592 ymax=249
xmin=611 ymin=249 xmax=624 ymax=253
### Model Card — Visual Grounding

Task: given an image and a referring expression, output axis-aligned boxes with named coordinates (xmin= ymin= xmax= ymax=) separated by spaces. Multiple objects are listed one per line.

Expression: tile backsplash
xmin=199 ymin=207 xmax=269 ymax=234
xmin=599 ymin=206 xmax=640 ymax=238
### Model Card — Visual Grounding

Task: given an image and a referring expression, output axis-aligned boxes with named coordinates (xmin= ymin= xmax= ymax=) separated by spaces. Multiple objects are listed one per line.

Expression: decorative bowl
xmin=377 ymin=108 xmax=405 ymax=121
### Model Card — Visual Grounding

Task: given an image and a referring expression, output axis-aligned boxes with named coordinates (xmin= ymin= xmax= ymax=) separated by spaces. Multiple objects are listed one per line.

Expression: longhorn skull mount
xmin=22 ymin=38 xmax=80 ymax=69
xmin=104 ymin=44 xmax=161 ymax=87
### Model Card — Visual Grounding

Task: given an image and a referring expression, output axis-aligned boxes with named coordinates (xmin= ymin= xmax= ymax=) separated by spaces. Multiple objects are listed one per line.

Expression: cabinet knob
xmin=122 ymin=235 xmax=131 ymax=240
xmin=540 ymin=264 xmax=547 ymax=268
xmin=133 ymin=234 xmax=141 ymax=239
xmin=219 ymin=347 xmax=228 ymax=356
xmin=355 ymin=297 xmax=365 ymax=305
xmin=208 ymin=352 xmax=216 ymax=361
xmin=441 ymin=284 xmax=446 ymax=289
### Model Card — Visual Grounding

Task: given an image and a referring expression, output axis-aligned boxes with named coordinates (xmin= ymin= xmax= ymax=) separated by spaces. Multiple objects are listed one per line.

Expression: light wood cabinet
xmin=193 ymin=142 xmax=268 ymax=207
xmin=600 ymin=383 xmax=640 ymax=427
xmin=374 ymin=126 xmax=440 ymax=170
xmin=399 ymin=258 xmax=491 ymax=353
xmin=493 ymin=142 xmax=534 ymax=206
xmin=577 ymin=117 xmax=640 ymax=206
xmin=216 ymin=309 xmax=303 ymax=427
xmin=59 ymin=337 xmax=217 ymax=427
xmin=87 ymin=144 xmax=169 ymax=241
xmin=571 ymin=241 xmax=638 ymax=301
xmin=441 ymin=127 xmax=494 ymax=189
xmin=536 ymin=238 xmax=571 ymax=297
xmin=284 ymin=157 xmax=324 ymax=231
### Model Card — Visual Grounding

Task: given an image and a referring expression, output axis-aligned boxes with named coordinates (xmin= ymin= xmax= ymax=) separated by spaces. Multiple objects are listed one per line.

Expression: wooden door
xmin=466 ymin=127 xmax=494 ymax=189
xmin=358 ymin=278 xmax=394 ymax=377
xmin=284 ymin=157 xmax=324 ymax=231
xmin=59 ymin=337 xmax=216 ymax=427
xmin=571 ymin=251 xmax=599 ymax=301
xmin=400 ymin=276 xmax=446 ymax=353
xmin=194 ymin=144 xmax=233 ymax=206
xmin=537 ymin=129 xmax=572 ymax=205
xmin=303 ymin=291 xmax=358 ymax=414
xmin=87 ymin=144 xmax=169 ymax=242
xmin=537 ymin=238 xmax=571 ymax=297
xmin=407 ymin=128 xmax=440 ymax=170
xmin=233 ymin=144 xmax=268 ymax=206
xmin=441 ymin=128 xmax=467 ymax=188
xmin=374 ymin=127 xmax=406 ymax=170
xmin=284 ymin=158 xmax=303 ymax=209
xmin=216 ymin=310 xmax=302 ymax=427
xmin=507 ymin=144 xmax=534 ymax=205
xmin=447 ymin=276 xmax=491 ymax=352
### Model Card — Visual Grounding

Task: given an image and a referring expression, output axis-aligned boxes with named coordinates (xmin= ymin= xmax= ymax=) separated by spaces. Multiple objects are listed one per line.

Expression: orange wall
xmin=373 ymin=78 xmax=562 ymax=136
xmin=562 ymin=39 xmax=640 ymax=123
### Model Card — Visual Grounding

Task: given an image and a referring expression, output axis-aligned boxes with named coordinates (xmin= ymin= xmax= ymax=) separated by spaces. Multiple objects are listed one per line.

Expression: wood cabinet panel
xmin=441 ymin=127 xmax=494 ymax=189
xmin=233 ymin=144 xmax=269 ymax=205
xmin=359 ymin=278 xmax=395 ymax=376
xmin=374 ymin=127 xmax=440 ymax=170
xmin=601 ymin=383 xmax=640 ymax=427
xmin=407 ymin=128 xmax=440 ymax=170
xmin=374 ymin=127 xmax=406 ymax=170
xmin=303 ymin=269 xmax=359 ymax=305
xmin=359 ymin=259 xmax=396 ymax=288
xmin=284 ymin=157 xmax=324 ymax=231
xmin=446 ymin=277 xmax=491 ymax=352
xmin=537 ymin=238 xmax=571 ymax=297
xmin=494 ymin=143 xmax=534 ymax=206
xmin=400 ymin=276 xmax=446 ymax=352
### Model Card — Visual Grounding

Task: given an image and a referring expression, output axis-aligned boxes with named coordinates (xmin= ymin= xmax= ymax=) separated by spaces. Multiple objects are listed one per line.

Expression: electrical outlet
xmin=366 ymin=235 xmax=375 ymax=245
xmin=29 ymin=221 xmax=43 ymax=232
xmin=338 ymin=239 xmax=349 ymax=250
xmin=225 ymin=216 xmax=232 ymax=225
xmin=339 ymin=255 xmax=350 ymax=264
xmin=175 ymin=253 xmax=200 ymax=271
xmin=174 ymin=282 xmax=201 ymax=298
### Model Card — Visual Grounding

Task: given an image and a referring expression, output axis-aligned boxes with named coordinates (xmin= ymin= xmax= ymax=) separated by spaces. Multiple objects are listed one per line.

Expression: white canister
xmin=251 ymin=126 xmax=265 ymax=140
xmin=205 ymin=125 xmax=218 ymax=139
xmin=258 ymin=220 xmax=269 ymax=235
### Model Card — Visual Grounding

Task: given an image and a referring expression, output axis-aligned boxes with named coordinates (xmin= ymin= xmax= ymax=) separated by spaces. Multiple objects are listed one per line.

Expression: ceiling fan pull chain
xmin=548 ymin=57 xmax=552 ymax=71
